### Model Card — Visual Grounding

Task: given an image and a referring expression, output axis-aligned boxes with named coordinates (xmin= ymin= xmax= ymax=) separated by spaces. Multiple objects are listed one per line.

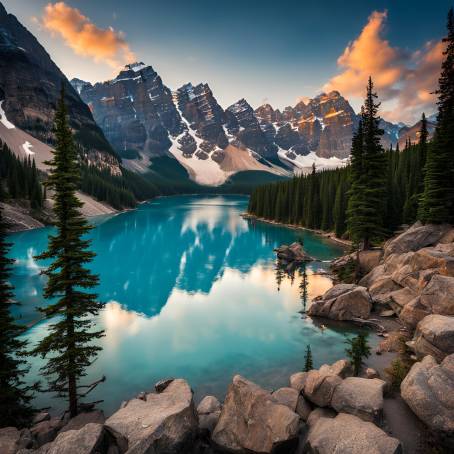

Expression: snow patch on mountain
xmin=278 ymin=149 xmax=348 ymax=173
xmin=0 ymin=100 xmax=15 ymax=129
xmin=22 ymin=141 xmax=34 ymax=155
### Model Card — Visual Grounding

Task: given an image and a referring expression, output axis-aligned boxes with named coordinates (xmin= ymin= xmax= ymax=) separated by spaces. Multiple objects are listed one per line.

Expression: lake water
xmin=9 ymin=195 xmax=372 ymax=415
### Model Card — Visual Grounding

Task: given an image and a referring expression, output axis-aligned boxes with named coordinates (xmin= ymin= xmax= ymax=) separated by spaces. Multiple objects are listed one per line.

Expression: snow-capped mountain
xmin=75 ymin=64 xmax=288 ymax=185
xmin=77 ymin=62 xmax=432 ymax=185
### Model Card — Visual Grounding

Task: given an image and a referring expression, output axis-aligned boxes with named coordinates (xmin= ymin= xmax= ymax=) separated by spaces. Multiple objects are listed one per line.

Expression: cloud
xmin=383 ymin=40 xmax=444 ymax=123
xmin=324 ymin=10 xmax=444 ymax=123
xmin=42 ymin=2 xmax=135 ymax=68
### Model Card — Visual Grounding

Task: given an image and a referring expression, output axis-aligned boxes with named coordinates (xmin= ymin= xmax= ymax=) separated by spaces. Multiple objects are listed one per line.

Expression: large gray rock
xmin=197 ymin=396 xmax=221 ymax=433
xmin=410 ymin=244 xmax=454 ymax=277
xmin=384 ymin=222 xmax=450 ymax=259
xmin=31 ymin=418 xmax=64 ymax=447
xmin=289 ymin=371 xmax=308 ymax=392
xmin=0 ymin=427 xmax=20 ymax=454
xmin=331 ymin=377 xmax=386 ymax=422
xmin=212 ymin=375 xmax=300 ymax=453
xmin=45 ymin=423 xmax=104 ymax=454
xmin=303 ymin=370 xmax=343 ymax=408
xmin=419 ymin=274 xmax=454 ymax=316
xmin=272 ymin=387 xmax=312 ymax=421
xmin=389 ymin=287 xmax=417 ymax=314
xmin=359 ymin=264 xmax=388 ymax=288
xmin=411 ymin=315 xmax=454 ymax=362
xmin=305 ymin=413 xmax=402 ymax=454
xmin=105 ymin=378 xmax=198 ymax=454
xmin=399 ymin=296 xmax=431 ymax=328
xmin=308 ymin=285 xmax=371 ymax=321
xmin=59 ymin=410 xmax=105 ymax=434
xmin=401 ymin=354 xmax=454 ymax=433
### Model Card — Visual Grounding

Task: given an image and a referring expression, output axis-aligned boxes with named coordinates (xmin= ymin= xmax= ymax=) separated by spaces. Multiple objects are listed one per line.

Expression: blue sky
xmin=2 ymin=0 xmax=451 ymax=121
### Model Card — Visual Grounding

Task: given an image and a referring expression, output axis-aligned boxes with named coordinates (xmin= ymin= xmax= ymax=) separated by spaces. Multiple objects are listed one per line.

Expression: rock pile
xmin=0 ymin=361 xmax=407 ymax=454
xmin=274 ymin=242 xmax=314 ymax=264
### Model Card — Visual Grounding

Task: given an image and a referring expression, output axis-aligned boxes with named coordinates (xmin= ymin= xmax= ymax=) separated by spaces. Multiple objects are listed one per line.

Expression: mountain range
xmin=0 ymin=1 xmax=435 ymax=198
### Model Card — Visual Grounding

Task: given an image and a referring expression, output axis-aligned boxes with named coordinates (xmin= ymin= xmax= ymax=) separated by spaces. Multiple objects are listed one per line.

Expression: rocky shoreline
xmin=2 ymin=222 xmax=453 ymax=454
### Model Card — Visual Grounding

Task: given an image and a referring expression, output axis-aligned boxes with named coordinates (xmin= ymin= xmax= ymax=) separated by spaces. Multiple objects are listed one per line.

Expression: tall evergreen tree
xmin=32 ymin=88 xmax=104 ymax=417
xmin=347 ymin=78 xmax=387 ymax=249
xmin=419 ymin=8 xmax=454 ymax=224
xmin=0 ymin=201 xmax=34 ymax=427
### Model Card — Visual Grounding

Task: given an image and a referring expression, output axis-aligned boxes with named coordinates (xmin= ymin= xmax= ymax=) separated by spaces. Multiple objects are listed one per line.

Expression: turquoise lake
xmin=9 ymin=195 xmax=372 ymax=415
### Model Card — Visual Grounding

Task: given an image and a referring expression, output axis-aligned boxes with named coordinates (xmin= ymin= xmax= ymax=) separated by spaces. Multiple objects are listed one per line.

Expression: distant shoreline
xmin=241 ymin=212 xmax=352 ymax=248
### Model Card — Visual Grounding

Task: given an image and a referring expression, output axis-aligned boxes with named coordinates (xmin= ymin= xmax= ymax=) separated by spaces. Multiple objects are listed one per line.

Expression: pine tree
xmin=0 ymin=201 xmax=34 ymax=427
xmin=345 ymin=333 xmax=371 ymax=376
xmin=304 ymin=344 xmax=313 ymax=372
xmin=419 ymin=9 xmax=454 ymax=224
xmin=347 ymin=79 xmax=387 ymax=249
xmin=32 ymin=88 xmax=104 ymax=417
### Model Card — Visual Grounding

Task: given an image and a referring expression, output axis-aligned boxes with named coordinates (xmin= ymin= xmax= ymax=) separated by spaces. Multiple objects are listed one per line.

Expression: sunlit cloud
xmin=41 ymin=2 xmax=135 ymax=69
xmin=324 ymin=10 xmax=443 ymax=123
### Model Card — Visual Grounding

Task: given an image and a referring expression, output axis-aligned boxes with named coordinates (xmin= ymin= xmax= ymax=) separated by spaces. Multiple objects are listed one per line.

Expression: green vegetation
xmin=0 ymin=199 xmax=35 ymax=427
xmin=32 ymin=89 xmax=104 ymax=417
xmin=0 ymin=141 xmax=43 ymax=209
xmin=304 ymin=345 xmax=313 ymax=372
xmin=418 ymin=9 xmax=454 ymax=224
xmin=345 ymin=333 xmax=371 ymax=376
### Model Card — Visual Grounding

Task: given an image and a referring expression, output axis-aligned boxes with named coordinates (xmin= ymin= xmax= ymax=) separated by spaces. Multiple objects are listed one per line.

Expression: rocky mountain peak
xmin=70 ymin=78 xmax=92 ymax=94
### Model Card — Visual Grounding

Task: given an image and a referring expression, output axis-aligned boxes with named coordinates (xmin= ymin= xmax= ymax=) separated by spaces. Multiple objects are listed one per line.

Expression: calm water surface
xmin=9 ymin=195 xmax=374 ymax=414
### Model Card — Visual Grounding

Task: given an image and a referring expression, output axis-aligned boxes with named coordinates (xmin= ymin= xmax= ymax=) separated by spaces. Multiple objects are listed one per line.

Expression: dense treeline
xmin=80 ymin=165 xmax=159 ymax=210
xmin=0 ymin=141 xmax=43 ymax=209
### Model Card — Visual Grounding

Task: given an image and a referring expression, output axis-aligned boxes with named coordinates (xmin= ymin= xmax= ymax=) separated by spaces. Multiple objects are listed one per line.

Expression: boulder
xmin=358 ymin=249 xmax=383 ymax=273
xmin=389 ymin=287 xmax=417 ymax=314
xmin=399 ymin=297 xmax=430 ymax=329
xmin=411 ymin=315 xmax=454 ymax=362
xmin=359 ymin=264 xmax=388 ymax=288
xmin=59 ymin=410 xmax=105 ymax=434
xmin=272 ymin=387 xmax=299 ymax=410
xmin=303 ymin=369 xmax=343 ymax=407
xmin=305 ymin=413 xmax=402 ymax=454
xmin=331 ymin=377 xmax=386 ymax=423
xmin=306 ymin=408 xmax=336 ymax=427
xmin=419 ymin=274 xmax=454 ymax=316
xmin=384 ymin=222 xmax=450 ymax=259
xmin=319 ymin=359 xmax=353 ymax=379
xmin=308 ymin=285 xmax=371 ymax=321
xmin=212 ymin=375 xmax=300 ymax=453
xmin=289 ymin=371 xmax=308 ymax=393
xmin=0 ymin=427 xmax=20 ymax=454
xmin=275 ymin=242 xmax=313 ymax=263
xmin=401 ymin=354 xmax=454 ymax=433
xmin=105 ymin=378 xmax=198 ymax=454
xmin=45 ymin=423 xmax=104 ymax=454
xmin=31 ymin=418 xmax=64 ymax=447
xmin=410 ymin=244 xmax=454 ymax=277
xmin=369 ymin=277 xmax=402 ymax=304
xmin=383 ymin=252 xmax=415 ymax=275
xmin=272 ymin=387 xmax=312 ymax=421
xmin=197 ymin=396 xmax=221 ymax=433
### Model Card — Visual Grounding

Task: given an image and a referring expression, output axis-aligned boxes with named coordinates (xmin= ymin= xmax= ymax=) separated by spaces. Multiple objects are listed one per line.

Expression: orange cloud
xmin=324 ymin=10 xmax=443 ymax=124
xmin=42 ymin=2 xmax=135 ymax=68
xmin=324 ymin=11 xmax=404 ymax=99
